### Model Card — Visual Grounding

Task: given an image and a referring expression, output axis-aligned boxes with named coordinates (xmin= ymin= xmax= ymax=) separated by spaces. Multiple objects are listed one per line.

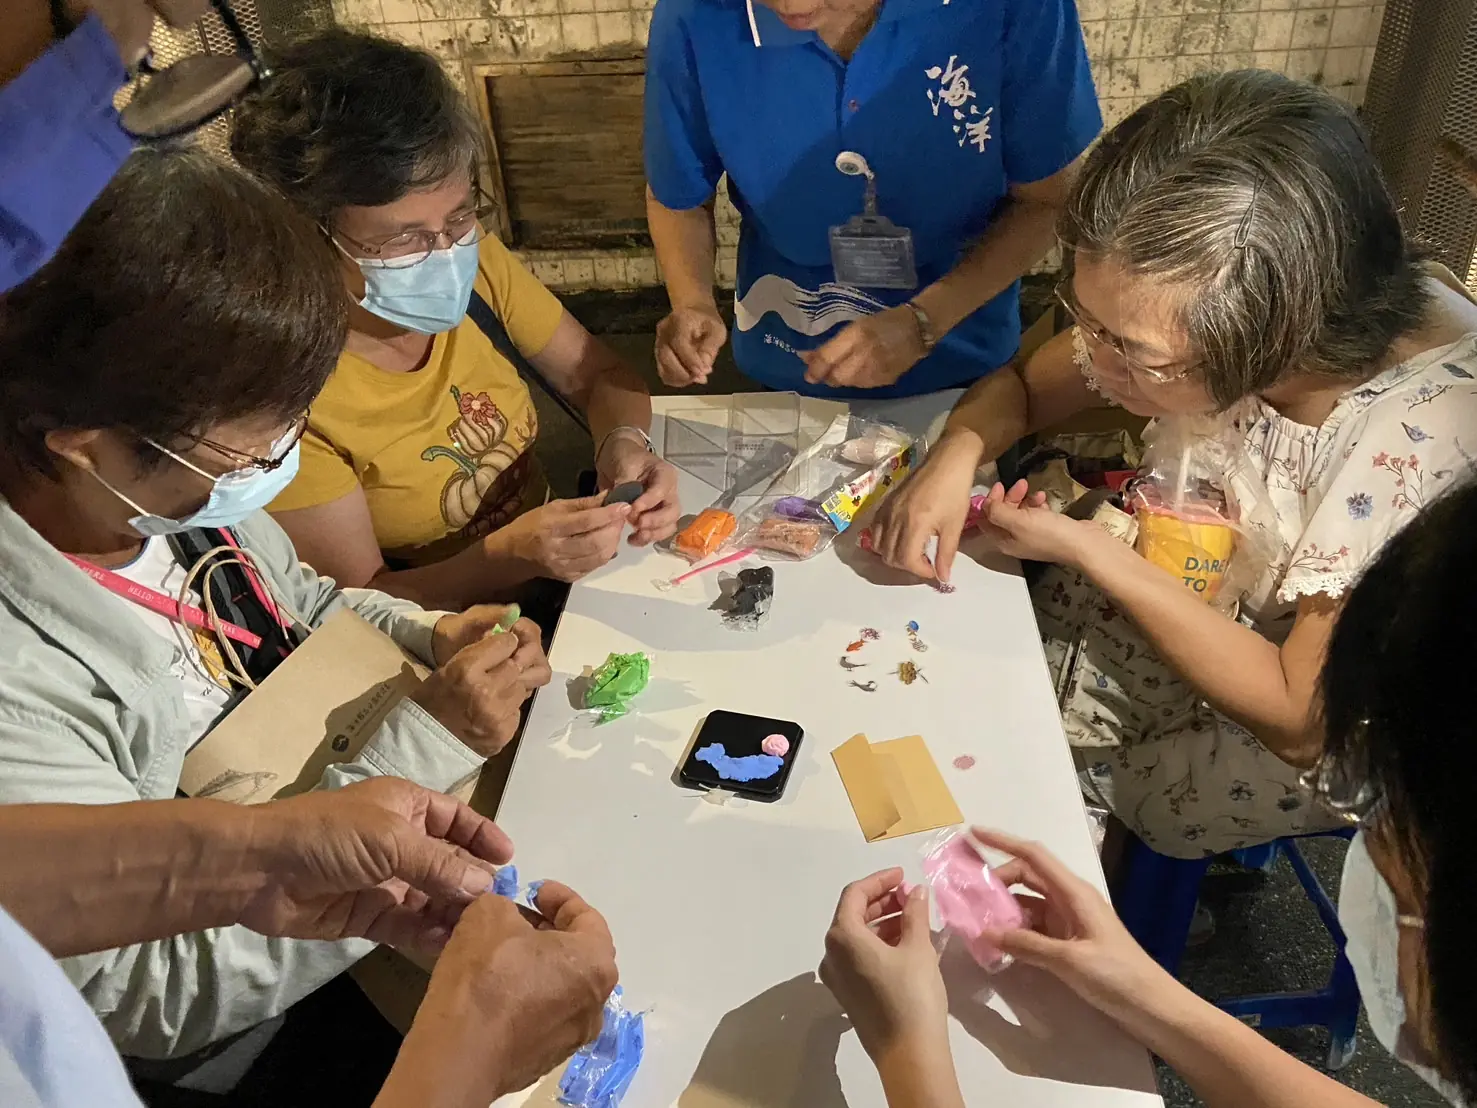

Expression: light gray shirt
xmin=0 ymin=502 xmax=481 ymax=1061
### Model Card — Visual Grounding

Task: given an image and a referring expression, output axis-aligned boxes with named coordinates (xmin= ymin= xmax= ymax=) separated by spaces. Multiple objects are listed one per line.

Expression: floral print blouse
xmin=1075 ymin=328 xmax=1477 ymax=643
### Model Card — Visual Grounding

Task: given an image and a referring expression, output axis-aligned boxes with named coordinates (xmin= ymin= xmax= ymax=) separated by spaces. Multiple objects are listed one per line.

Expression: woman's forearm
xmin=935 ymin=328 xmax=1099 ymax=469
xmin=1075 ymin=533 xmax=1316 ymax=758
xmin=1118 ymin=972 xmax=1380 ymax=1108
xmin=646 ymin=189 xmax=719 ymax=311
xmin=0 ymin=801 xmax=268 ymax=957
xmin=912 ymin=194 xmax=1061 ymax=338
xmin=936 ymin=362 xmax=1030 ymax=468
xmin=583 ymin=347 xmax=654 ymax=453
xmin=875 ymin=1036 xmax=966 ymax=1108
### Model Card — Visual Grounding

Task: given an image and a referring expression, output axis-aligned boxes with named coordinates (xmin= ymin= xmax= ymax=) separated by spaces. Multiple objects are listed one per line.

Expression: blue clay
xmin=559 ymin=988 xmax=643 ymax=1108
xmin=695 ymin=743 xmax=782 ymax=782
xmin=492 ymin=865 xmax=519 ymax=899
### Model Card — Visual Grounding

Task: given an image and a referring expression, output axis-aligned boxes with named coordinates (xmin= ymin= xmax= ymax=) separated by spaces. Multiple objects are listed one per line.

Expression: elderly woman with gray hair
xmin=870 ymin=69 xmax=1477 ymax=859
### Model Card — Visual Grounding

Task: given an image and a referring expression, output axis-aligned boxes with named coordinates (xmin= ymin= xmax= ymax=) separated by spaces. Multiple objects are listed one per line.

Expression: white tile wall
xmin=331 ymin=0 xmax=1387 ymax=290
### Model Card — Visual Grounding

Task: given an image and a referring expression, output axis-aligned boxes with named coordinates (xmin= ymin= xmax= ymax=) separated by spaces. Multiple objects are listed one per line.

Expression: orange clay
xmin=674 ymin=508 xmax=737 ymax=560
xmin=846 ymin=640 xmax=865 ymax=652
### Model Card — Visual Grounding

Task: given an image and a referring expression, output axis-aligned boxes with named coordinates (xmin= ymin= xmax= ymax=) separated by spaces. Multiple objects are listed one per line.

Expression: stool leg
xmin=1113 ymin=838 xmax=1211 ymax=976
xmin=1230 ymin=841 xmax=1280 ymax=872
xmin=1325 ymin=948 xmax=1360 ymax=1070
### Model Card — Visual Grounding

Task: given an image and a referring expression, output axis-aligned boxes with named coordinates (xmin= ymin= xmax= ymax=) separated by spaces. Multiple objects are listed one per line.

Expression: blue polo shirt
xmin=645 ymin=0 xmax=1101 ymax=398
xmin=0 ymin=14 xmax=132 ymax=294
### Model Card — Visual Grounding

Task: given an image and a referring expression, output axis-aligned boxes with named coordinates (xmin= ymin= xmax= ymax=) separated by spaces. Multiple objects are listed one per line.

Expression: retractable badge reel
xmin=829 ymin=152 xmax=918 ymax=290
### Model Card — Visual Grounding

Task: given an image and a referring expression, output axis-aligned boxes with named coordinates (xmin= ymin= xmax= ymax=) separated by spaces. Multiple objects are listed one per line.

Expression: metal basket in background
xmin=114 ymin=0 xmax=332 ymax=151
xmin=1362 ymin=0 xmax=1477 ymax=294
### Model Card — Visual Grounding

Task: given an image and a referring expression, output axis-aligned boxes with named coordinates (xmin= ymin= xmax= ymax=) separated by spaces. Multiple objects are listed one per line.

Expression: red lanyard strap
xmin=66 ymin=555 xmax=265 ymax=649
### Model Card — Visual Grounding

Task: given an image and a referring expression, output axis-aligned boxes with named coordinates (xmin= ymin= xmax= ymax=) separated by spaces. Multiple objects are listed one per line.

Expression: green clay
xmin=584 ymin=651 xmax=651 ymax=723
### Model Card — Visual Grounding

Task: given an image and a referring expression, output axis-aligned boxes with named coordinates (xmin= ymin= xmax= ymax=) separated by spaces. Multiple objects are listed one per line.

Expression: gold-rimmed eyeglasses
xmin=1054 ymin=278 xmax=1197 ymax=385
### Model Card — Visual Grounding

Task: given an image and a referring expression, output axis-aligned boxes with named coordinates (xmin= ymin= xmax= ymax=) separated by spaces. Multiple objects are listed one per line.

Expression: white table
xmin=497 ymin=394 xmax=1161 ymax=1108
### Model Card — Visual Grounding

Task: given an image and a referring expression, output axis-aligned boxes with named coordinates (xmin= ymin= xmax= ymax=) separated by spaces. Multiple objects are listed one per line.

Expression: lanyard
xmin=66 ymin=554 xmax=265 ymax=649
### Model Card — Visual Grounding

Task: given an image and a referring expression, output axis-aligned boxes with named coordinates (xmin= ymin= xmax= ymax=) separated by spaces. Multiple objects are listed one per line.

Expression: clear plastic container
xmin=661 ymin=393 xmax=802 ymax=491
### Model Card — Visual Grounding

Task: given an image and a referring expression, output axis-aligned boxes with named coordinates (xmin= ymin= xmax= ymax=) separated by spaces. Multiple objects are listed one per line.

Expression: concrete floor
xmin=529 ymin=296 xmax=1444 ymax=1108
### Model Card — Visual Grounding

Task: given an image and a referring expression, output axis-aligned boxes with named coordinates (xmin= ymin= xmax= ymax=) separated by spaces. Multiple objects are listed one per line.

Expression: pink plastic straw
xmin=667 ymin=546 xmax=757 ymax=586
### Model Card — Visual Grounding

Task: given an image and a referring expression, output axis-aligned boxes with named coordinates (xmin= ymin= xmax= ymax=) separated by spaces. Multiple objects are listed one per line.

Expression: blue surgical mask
xmin=351 ymin=238 xmax=480 ymax=335
xmin=94 ymin=441 xmax=302 ymax=537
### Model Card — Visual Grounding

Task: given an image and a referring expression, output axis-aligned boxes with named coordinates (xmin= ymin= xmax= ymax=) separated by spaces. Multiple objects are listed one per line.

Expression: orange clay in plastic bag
xmin=1130 ymin=484 xmax=1236 ymax=603
xmin=674 ymin=508 xmax=737 ymax=560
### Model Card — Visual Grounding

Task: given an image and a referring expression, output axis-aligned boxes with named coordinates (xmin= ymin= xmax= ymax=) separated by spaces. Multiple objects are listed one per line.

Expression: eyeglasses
xmin=109 ymin=0 xmax=271 ymax=140
xmin=1300 ymin=722 xmax=1384 ymax=828
xmin=331 ymin=191 xmax=497 ymax=270
xmin=1054 ymin=279 xmax=1197 ymax=385
xmin=185 ymin=412 xmax=310 ymax=475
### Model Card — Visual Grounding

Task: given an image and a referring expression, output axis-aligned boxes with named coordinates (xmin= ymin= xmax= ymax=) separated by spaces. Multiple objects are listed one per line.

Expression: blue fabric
xmin=0 ymin=15 xmax=132 ymax=294
xmin=0 ymin=905 xmax=142 ymax=1108
xmin=645 ymin=0 xmax=1101 ymax=398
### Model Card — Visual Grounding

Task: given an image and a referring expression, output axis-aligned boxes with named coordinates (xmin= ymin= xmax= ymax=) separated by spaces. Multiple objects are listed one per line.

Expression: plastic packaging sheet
xmin=1128 ymin=412 xmax=1279 ymax=612
xmin=583 ymin=652 xmax=651 ymax=723
xmin=733 ymin=415 xmax=924 ymax=561
xmin=906 ymin=829 xmax=1026 ymax=972
xmin=559 ymin=987 xmax=645 ymax=1108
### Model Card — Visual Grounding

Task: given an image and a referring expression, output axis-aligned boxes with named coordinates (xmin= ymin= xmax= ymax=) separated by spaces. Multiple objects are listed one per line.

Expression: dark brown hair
xmin=0 ymin=146 xmax=346 ymax=474
xmin=1322 ymin=476 xmax=1477 ymax=1101
xmin=1062 ymin=69 xmax=1430 ymax=408
xmin=230 ymin=28 xmax=484 ymax=221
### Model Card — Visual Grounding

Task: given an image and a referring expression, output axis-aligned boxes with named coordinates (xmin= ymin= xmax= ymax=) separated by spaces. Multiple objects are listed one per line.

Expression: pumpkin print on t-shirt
xmin=422 ymin=384 xmax=539 ymax=535
xmin=267 ymin=237 xmax=563 ymax=569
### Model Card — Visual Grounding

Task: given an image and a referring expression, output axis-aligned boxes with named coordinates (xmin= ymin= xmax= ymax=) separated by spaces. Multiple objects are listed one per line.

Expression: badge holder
xmin=829 ymin=151 xmax=918 ymax=290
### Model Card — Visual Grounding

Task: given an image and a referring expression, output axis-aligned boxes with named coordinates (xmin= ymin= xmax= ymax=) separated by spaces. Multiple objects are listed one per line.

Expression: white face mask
xmin=1339 ymin=832 xmax=1463 ymax=1104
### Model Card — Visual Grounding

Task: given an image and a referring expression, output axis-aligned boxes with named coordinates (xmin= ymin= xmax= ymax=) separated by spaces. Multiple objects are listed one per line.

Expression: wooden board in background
xmin=475 ymin=57 xmax=650 ymax=251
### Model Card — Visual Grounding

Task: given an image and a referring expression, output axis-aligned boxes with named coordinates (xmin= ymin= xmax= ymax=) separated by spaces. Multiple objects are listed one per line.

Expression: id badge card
xmin=830 ymin=213 xmax=918 ymax=290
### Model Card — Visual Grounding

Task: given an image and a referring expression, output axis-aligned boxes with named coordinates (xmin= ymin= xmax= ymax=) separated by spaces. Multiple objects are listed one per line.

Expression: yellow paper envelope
xmin=831 ymin=733 xmax=963 ymax=841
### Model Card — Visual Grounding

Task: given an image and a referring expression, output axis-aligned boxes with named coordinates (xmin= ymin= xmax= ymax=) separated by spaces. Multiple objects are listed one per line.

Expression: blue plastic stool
xmin=1112 ymin=830 xmax=1361 ymax=1070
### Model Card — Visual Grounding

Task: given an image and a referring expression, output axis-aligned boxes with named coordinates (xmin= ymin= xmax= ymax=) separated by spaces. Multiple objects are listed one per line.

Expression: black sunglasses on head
xmin=54 ymin=0 xmax=270 ymax=140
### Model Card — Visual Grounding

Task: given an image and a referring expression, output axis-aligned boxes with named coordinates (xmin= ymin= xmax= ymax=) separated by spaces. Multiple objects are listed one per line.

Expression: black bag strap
xmin=167 ymin=527 xmax=298 ymax=686
xmin=465 ymin=290 xmax=591 ymax=436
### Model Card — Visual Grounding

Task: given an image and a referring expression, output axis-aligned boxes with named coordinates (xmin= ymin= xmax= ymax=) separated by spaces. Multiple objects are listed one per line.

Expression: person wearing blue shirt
xmin=644 ymin=0 xmax=1102 ymax=399
xmin=0 ymin=0 xmax=207 ymax=294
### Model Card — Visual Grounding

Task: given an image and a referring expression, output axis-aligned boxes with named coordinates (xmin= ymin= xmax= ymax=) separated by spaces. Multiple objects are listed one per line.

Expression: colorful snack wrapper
xmin=1129 ymin=483 xmax=1236 ymax=603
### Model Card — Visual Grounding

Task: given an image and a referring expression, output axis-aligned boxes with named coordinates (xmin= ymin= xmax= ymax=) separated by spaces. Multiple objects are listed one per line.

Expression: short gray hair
xmin=1062 ymin=69 xmax=1429 ymax=408
xmin=231 ymin=28 xmax=485 ymax=221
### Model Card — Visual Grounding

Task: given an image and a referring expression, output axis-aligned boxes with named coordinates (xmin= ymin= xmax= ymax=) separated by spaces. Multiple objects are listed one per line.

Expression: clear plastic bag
xmin=906 ymin=828 xmax=1026 ymax=973
xmin=735 ymin=415 xmax=924 ymax=561
xmin=666 ymin=432 xmax=798 ymax=562
xmin=1128 ymin=412 xmax=1279 ymax=612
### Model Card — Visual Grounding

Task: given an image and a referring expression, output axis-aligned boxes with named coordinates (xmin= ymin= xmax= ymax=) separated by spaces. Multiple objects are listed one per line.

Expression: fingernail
xmin=462 ymin=866 xmax=494 ymax=897
xmin=908 ymin=886 xmax=927 ymax=902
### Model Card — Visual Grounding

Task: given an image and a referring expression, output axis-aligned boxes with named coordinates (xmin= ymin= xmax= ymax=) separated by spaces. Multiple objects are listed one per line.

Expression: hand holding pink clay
xmin=904 ymin=830 xmax=1026 ymax=971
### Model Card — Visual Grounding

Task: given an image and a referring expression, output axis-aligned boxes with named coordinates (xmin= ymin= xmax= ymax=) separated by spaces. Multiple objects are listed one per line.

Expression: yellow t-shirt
xmin=271 ymin=238 xmax=564 ymax=567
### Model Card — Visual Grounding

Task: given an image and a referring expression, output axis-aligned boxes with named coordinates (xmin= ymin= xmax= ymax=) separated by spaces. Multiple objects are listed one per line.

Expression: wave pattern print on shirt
xmin=733 ymin=274 xmax=888 ymax=336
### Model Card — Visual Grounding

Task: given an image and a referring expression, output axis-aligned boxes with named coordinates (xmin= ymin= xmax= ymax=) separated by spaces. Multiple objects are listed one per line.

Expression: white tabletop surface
xmin=496 ymin=394 xmax=1162 ymax=1108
